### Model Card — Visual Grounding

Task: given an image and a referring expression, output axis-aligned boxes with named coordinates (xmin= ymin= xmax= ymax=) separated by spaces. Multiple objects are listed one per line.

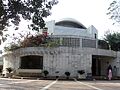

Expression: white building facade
xmin=2 ymin=18 xmax=120 ymax=78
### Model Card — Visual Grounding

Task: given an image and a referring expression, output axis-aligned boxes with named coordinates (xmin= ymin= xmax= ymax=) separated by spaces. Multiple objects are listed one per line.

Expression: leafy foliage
xmin=0 ymin=0 xmax=58 ymax=42
xmin=98 ymin=40 xmax=109 ymax=50
xmin=107 ymin=0 xmax=120 ymax=24
xmin=4 ymin=43 xmax=20 ymax=51
xmin=4 ymin=33 xmax=60 ymax=51
xmin=43 ymin=70 xmax=49 ymax=77
xmin=45 ymin=39 xmax=60 ymax=48
xmin=20 ymin=34 xmax=60 ymax=48
xmin=20 ymin=34 xmax=47 ymax=47
xmin=6 ymin=67 xmax=13 ymax=73
xmin=77 ymin=70 xmax=85 ymax=75
xmin=104 ymin=32 xmax=120 ymax=51
xmin=65 ymin=71 xmax=70 ymax=79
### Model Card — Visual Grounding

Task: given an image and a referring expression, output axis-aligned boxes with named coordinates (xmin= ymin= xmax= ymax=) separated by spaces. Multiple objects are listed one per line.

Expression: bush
xmin=6 ymin=67 xmax=13 ymax=73
xmin=77 ymin=70 xmax=85 ymax=75
xmin=4 ymin=44 xmax=20 ymax=51
xmin=43 ymin=70 xmax=49 ymax=77
xmin=65 ymin=72 xmax=70 ymax=79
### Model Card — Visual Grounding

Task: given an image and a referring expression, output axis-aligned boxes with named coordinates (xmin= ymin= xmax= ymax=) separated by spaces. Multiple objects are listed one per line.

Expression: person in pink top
xmin=108 ymin=69 xmax=112 ymax=80
xmin=107 ymin=65 xmax=112 ymax=80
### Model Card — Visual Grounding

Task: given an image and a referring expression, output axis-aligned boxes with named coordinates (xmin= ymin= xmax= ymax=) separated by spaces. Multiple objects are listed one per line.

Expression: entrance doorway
xmin=92 ymin=55 xmax=101 ymax=76
xmin=92 ymin=55 xmax=114 ymax=77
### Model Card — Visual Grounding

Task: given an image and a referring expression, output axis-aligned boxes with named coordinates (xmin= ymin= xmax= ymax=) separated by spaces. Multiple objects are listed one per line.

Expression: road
xmin=0 ymin=78 xmax=120 ymax=90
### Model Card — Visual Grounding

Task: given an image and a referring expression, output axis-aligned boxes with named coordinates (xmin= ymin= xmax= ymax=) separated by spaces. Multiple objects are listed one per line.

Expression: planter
xmin=78 ymin=74 xmax=85 ymax=79
xmin=5 ymin=73 xmax=13 ymax=78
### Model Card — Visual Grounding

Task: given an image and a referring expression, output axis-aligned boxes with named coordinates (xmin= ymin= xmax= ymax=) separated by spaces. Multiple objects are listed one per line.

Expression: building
xmin=0 ymin=50 xmax=3 ymax=70
xmin=2 ymin=18 xmax=120 ymax=78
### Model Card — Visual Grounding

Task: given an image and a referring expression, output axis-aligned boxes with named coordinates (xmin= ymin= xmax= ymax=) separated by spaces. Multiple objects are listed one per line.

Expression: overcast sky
xmin=45 ymin=0 xmax=120 ymax=39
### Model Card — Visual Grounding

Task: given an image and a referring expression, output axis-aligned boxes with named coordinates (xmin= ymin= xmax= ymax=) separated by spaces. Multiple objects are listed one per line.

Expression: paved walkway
xmin=0 ymin=78 xmax=120 ymax=90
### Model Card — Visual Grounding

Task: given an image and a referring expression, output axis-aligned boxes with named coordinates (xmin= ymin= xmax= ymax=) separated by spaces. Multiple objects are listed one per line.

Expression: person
xmin=107 ymin=65 xmax=112 ymax=80
xmin=113 ymin=66 xmax=117 ymax=78
xmin=108 ymin=69 xmax=112 ymax=80
xmin=107 ymin=65 xmax=112 ymax=71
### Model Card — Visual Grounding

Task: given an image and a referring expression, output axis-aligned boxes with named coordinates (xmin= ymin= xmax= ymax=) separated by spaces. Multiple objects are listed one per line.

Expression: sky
xmin=45 ymin=0 xmax=120 ymax=39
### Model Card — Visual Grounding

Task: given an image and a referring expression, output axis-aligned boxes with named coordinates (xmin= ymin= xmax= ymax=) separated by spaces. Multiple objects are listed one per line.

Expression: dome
xmin=55 ymin=18 xmax=86 ymax=29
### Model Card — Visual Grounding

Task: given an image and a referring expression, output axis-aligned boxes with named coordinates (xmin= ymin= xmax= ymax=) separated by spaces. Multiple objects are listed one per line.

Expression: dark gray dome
xmin=55 ymin=18 xmax=86 ymax=29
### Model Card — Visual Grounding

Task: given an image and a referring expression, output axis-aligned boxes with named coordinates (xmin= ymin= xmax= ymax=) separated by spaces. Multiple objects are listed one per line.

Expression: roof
xmin=55 ymin=18 xmax=86 ymax=29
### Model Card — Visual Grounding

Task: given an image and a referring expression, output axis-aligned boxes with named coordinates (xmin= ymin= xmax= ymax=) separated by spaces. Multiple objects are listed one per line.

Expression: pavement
xmin=0 ymin=78 xmax=120 ymax=90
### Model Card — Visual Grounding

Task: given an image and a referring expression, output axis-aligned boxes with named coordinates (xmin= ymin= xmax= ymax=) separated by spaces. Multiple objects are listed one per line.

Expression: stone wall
xmin=44 ymin=52 xmax=91 ymax=77
xmin=2 ymin=47 xmax=117 ymax=77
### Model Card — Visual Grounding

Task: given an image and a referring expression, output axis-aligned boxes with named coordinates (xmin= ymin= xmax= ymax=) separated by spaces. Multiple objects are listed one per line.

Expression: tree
xmin=104 ymin=32 xmax=120 ymax=51
xmin=98 ymin=40 xmax=109 ymax=50
xmin=0 ymin=0 xmax=58 ymax=42
xmin=107 ymin=0 xmax=120 ymax=25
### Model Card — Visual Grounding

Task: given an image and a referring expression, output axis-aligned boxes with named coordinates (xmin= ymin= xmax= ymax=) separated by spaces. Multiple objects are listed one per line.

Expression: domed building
xmin=2 ymin=18 xmax=120 ymax=79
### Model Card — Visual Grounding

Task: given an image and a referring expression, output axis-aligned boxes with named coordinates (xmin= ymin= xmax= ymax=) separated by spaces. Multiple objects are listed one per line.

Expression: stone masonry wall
xmin=2 ymin=47 xmax=117 ymax=77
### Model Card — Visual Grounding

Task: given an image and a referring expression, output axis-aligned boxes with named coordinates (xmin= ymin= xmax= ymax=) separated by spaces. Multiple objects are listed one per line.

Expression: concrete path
xmin=0 ymin=78 xmax=120 ymax=90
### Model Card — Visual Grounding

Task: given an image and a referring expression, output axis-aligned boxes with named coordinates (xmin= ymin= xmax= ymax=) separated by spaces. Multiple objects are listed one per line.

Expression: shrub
xmin=6 ymin=67 xmax=13 ymax=73
xmin=4 ymin=44 xmax=20 ymax=51
xmin=43 ymin=70 xmax=49 ymax=77
xmin=77 ymin=70 xmax=85 ymax=75
xmin=65 ymin=72 xmax=70 ymax=79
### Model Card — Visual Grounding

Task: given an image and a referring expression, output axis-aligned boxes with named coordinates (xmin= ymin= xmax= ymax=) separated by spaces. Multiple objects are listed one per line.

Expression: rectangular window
xmin=20 ymin=56 xmax=43 ymax=69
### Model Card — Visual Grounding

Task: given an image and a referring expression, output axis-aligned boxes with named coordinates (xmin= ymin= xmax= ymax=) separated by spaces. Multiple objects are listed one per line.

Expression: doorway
xmin=92 ymin=55 xmax=114 ymax=77
xmin=92 ymin=55 xmax=101 ymax=76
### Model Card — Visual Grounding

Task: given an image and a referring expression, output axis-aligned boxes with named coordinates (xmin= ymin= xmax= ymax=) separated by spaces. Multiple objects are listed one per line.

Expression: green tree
xmin=98 ymin=40 xmax=109 ymax=50
xmin=104 ymin=32 xmax=120 ymax=51
xmin=0 ymin=0 xmax=58 ymax=42
xmin=107 ymin=0 xmax=120 ymax=25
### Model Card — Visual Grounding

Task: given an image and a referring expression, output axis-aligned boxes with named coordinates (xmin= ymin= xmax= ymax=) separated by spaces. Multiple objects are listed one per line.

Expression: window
xmin=20 ymin=55 xmax=43 ymax=69
xmin=95 ymin=33 xmax=97 ymax=39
